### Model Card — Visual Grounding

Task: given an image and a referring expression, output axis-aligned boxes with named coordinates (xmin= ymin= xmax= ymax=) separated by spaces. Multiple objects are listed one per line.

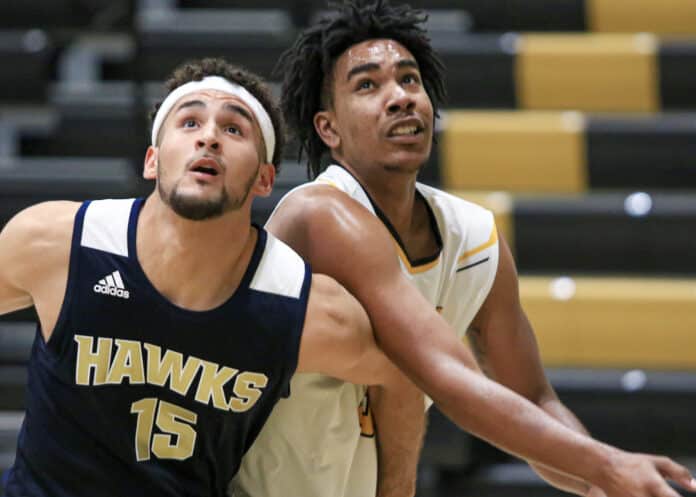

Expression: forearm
xmin=529 ymin=398 xmax=594 ymax=495
xmin=370 ymin=375 xmax=425 ymax=497
xmin=397 ymin=346 xmax=616 ymax=488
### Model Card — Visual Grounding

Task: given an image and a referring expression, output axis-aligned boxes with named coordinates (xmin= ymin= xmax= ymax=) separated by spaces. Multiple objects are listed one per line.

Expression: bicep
xmin=297 ymin=274 xmax=396 ymax=385
xmin=469 ymin=232 xmax=554 ymax=401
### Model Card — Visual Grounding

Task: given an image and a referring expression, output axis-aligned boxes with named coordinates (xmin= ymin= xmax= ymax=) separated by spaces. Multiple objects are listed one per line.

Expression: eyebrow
xmin=222 ymin=103 xmax=254 ymax=125
xmin=174 ymin=99 xmax=254 ymax=125
xmin=175 ymin=99 xmax=205 ymax=112
xmin=346 ymin=58 xmax=420 ymax=81
xmin=346 ymin=62 xmax=380 ymax=81
xmin=396 ymin=59 xmax=419 ymax=71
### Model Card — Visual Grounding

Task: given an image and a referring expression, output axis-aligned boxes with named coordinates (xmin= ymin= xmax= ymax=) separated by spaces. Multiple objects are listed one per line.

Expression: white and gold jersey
xmin=231 ymin=165 xmax=499 ymax=497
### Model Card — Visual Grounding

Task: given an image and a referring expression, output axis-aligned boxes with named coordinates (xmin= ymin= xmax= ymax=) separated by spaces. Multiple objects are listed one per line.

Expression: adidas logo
xmin=93 ymin=270 xmax=130 ymax=299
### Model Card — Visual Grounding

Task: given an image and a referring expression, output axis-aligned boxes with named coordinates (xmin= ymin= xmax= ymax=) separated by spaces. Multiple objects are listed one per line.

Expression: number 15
xmin=130 ymin=398 xmax=198 ymax=461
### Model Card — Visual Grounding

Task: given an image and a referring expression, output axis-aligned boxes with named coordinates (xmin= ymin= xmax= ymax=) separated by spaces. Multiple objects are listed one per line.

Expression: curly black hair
xmin=150 ymin=57 xmax=285 ymax=171
xmin=276 ymin=0 xmax=447 ymax=178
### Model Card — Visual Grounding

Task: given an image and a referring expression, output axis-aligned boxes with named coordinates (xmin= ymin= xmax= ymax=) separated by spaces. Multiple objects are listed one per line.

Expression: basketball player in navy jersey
xmin=0 ymin=58 xmax=406 ymax=497
xmin=233 ymin=3 xmax=696 ymax=497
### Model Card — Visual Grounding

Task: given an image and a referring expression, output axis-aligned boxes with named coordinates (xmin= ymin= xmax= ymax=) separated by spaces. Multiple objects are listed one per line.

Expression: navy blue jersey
xmin=5 ymin=198 xmax=311 ymax=497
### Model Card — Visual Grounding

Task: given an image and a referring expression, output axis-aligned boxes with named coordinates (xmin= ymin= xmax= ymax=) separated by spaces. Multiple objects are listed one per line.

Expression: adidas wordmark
xmin=93 ymin=270 xmax=130 ymax=299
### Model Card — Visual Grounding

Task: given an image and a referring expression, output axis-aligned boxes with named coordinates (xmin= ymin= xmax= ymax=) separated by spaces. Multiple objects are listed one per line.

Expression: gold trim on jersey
xmin=458 ymin=225 xmax=498 ymax=263
xmin=393 ymin=240 xmax=441 ymax=274
xmin=315 ymin=178 xmax=341 ymax=189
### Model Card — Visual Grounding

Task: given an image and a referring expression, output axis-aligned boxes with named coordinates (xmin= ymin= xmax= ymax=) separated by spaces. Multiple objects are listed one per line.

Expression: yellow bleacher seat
xmin=516 ymin=34 xmax=659 ymax=112
xmin=442 ymin=111 xmax=587 ymax=193
xmin=521 ymin=276 xmax=696 ymax=369
xmin=588 ymin=0 xmax=696 ymax=35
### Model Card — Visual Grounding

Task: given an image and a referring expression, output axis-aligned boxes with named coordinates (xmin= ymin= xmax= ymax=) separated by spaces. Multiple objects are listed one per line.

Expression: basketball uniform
xmin=232 ymin=164 xmax=499 ymax=497
xmin=4 ymin=198 xmax=311 ymax=497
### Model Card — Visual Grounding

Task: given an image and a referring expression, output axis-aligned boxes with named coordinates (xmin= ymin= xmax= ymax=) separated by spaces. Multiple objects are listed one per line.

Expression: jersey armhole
xmin=42 ymin=201 xmax=91 ymax=349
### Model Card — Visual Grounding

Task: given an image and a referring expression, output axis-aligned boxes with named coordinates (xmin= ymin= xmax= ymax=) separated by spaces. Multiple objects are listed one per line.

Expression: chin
xmin=386 ymin=151 xmax=429 ymax=172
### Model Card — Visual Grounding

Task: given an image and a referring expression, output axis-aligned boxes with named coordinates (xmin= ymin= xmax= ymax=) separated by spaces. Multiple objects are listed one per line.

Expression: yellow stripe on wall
xmin=442 ymin=111 xmax=587 ymax=193
xmin=588 ymin=0 xmax=696 ymax=35
xmin=516 ymin=34 xmax=659 ymax=112
xmin=520 ymin=276 xmax=696 ymax=369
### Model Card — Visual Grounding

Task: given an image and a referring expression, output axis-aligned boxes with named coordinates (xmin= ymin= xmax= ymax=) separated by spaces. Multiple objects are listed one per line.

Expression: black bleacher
xmin=19 ymin=86 xmax=146 ymax=160
xmin=659 ymin=40 xmax=696 ymax=110
xmin=425 ymin=0 xmax=586 ymax=32
xmin=0 ymin=0 xmax=132 ymax=30
xmin=514 ymin=193 xmax=696 ymax=275
xmin=136 ymin=9 xmax=295 ymax=81
xmin=432 ymin=34 xmax=517 ymax=108
xmin=587 ymin=114 xmax=696 ymax=189
xmin=0 ymin=31 xmax=53 ymax=103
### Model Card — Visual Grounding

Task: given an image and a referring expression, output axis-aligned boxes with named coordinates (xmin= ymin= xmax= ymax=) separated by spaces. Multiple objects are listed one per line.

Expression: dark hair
xmin=277 ymin=0 xmax=447 ymax=178
xmin=150 ymin=57 xmax=285 ymax=170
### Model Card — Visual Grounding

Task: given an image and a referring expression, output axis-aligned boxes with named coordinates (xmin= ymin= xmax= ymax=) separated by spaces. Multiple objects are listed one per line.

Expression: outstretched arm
xmin=269 ymin=186 xmax=696 ymax=497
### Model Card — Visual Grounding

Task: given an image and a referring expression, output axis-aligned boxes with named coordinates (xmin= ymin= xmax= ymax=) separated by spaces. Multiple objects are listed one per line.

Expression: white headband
xmin=151 ymin=76 xmax=276 ymax=162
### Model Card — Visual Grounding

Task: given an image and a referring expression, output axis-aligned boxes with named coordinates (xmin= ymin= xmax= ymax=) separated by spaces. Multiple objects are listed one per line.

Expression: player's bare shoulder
xmin=267 ymin=182 xmax=384 ymax=258
xmin=1 ymin=201 xmax=79 ymax=265
xmin=0 ymin=201 xmax=80 ymax=328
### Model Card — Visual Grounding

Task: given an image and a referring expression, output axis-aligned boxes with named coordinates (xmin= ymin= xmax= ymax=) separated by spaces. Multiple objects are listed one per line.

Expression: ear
xmin=252 ymin=162 xmax=276 ymax=198
xmin=143 ymin=146 xmax=158 ymax=180
xmin=313 ymin=110 xmax=341 ymax=151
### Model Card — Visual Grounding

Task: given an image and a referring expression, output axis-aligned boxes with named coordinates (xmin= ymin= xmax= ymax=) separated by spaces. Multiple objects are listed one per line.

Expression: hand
xmin=597 ymin=450 xmax=696 ymax=497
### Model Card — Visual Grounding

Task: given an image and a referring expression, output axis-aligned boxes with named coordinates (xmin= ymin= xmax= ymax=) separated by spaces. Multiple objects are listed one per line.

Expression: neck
xmin=338 ymin=160 xmax=419 ymax=236
xmin=136 ymin=193 xmax=257 ymax=311
xmin=335 ymin=158 xmax=439 ymax=263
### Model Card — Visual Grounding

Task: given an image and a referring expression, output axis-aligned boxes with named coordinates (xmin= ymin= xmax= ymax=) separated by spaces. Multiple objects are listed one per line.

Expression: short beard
xmin=157 ymin=164 xmax=258 ymax=221
xmin=161 ymin=183 xmax=229 ymax=220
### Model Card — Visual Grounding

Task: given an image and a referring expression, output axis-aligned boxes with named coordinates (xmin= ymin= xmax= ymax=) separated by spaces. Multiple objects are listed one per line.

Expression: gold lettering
xmin=74 ymin=335 xmax=113 ymax=386
xmin=144 ymin=344 xmax=201 ymax=396
xmin=229 ymin=372 xmax=268 ymax=412
xmin=194 ymin=361 xmax=239 ymax=411
xmin=152 ymin=400 xmax=198 ymax=460
xmin=106 ymin=339 xmax=145 ymax=385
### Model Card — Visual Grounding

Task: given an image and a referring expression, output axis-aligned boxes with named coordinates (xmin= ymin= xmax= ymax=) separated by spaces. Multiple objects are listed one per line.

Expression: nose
xmin=386 ymin=83 xmax=415 ymax=115
xmin=196 ymin=122 xmax=220 ymax=151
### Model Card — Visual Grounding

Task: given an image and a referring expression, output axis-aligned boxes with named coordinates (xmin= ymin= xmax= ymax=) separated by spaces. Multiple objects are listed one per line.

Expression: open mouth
xmin=191 ymin=165 xmax=219 ymax=176
xmin=388 ymin=124 xmax=424 ymax=137
xmin=189 ymin=157 xmax=221 ymax=176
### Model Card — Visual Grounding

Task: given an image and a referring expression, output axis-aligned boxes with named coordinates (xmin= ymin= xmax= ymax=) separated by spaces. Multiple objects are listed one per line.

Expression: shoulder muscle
xmin=0 ymin=201 xmax=79 ymax=313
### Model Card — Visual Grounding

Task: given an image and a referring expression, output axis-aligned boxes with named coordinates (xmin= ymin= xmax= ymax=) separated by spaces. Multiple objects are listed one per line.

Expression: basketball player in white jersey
xmin=232 ymin=3 xmax=696 ymax=497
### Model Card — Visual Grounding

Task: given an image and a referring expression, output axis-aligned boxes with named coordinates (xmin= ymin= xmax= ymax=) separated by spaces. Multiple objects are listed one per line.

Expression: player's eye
xmin=356 ymin=79 xmax=374 ymax=91
xmin=403 ymin=74 xmax=421 ymax=85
